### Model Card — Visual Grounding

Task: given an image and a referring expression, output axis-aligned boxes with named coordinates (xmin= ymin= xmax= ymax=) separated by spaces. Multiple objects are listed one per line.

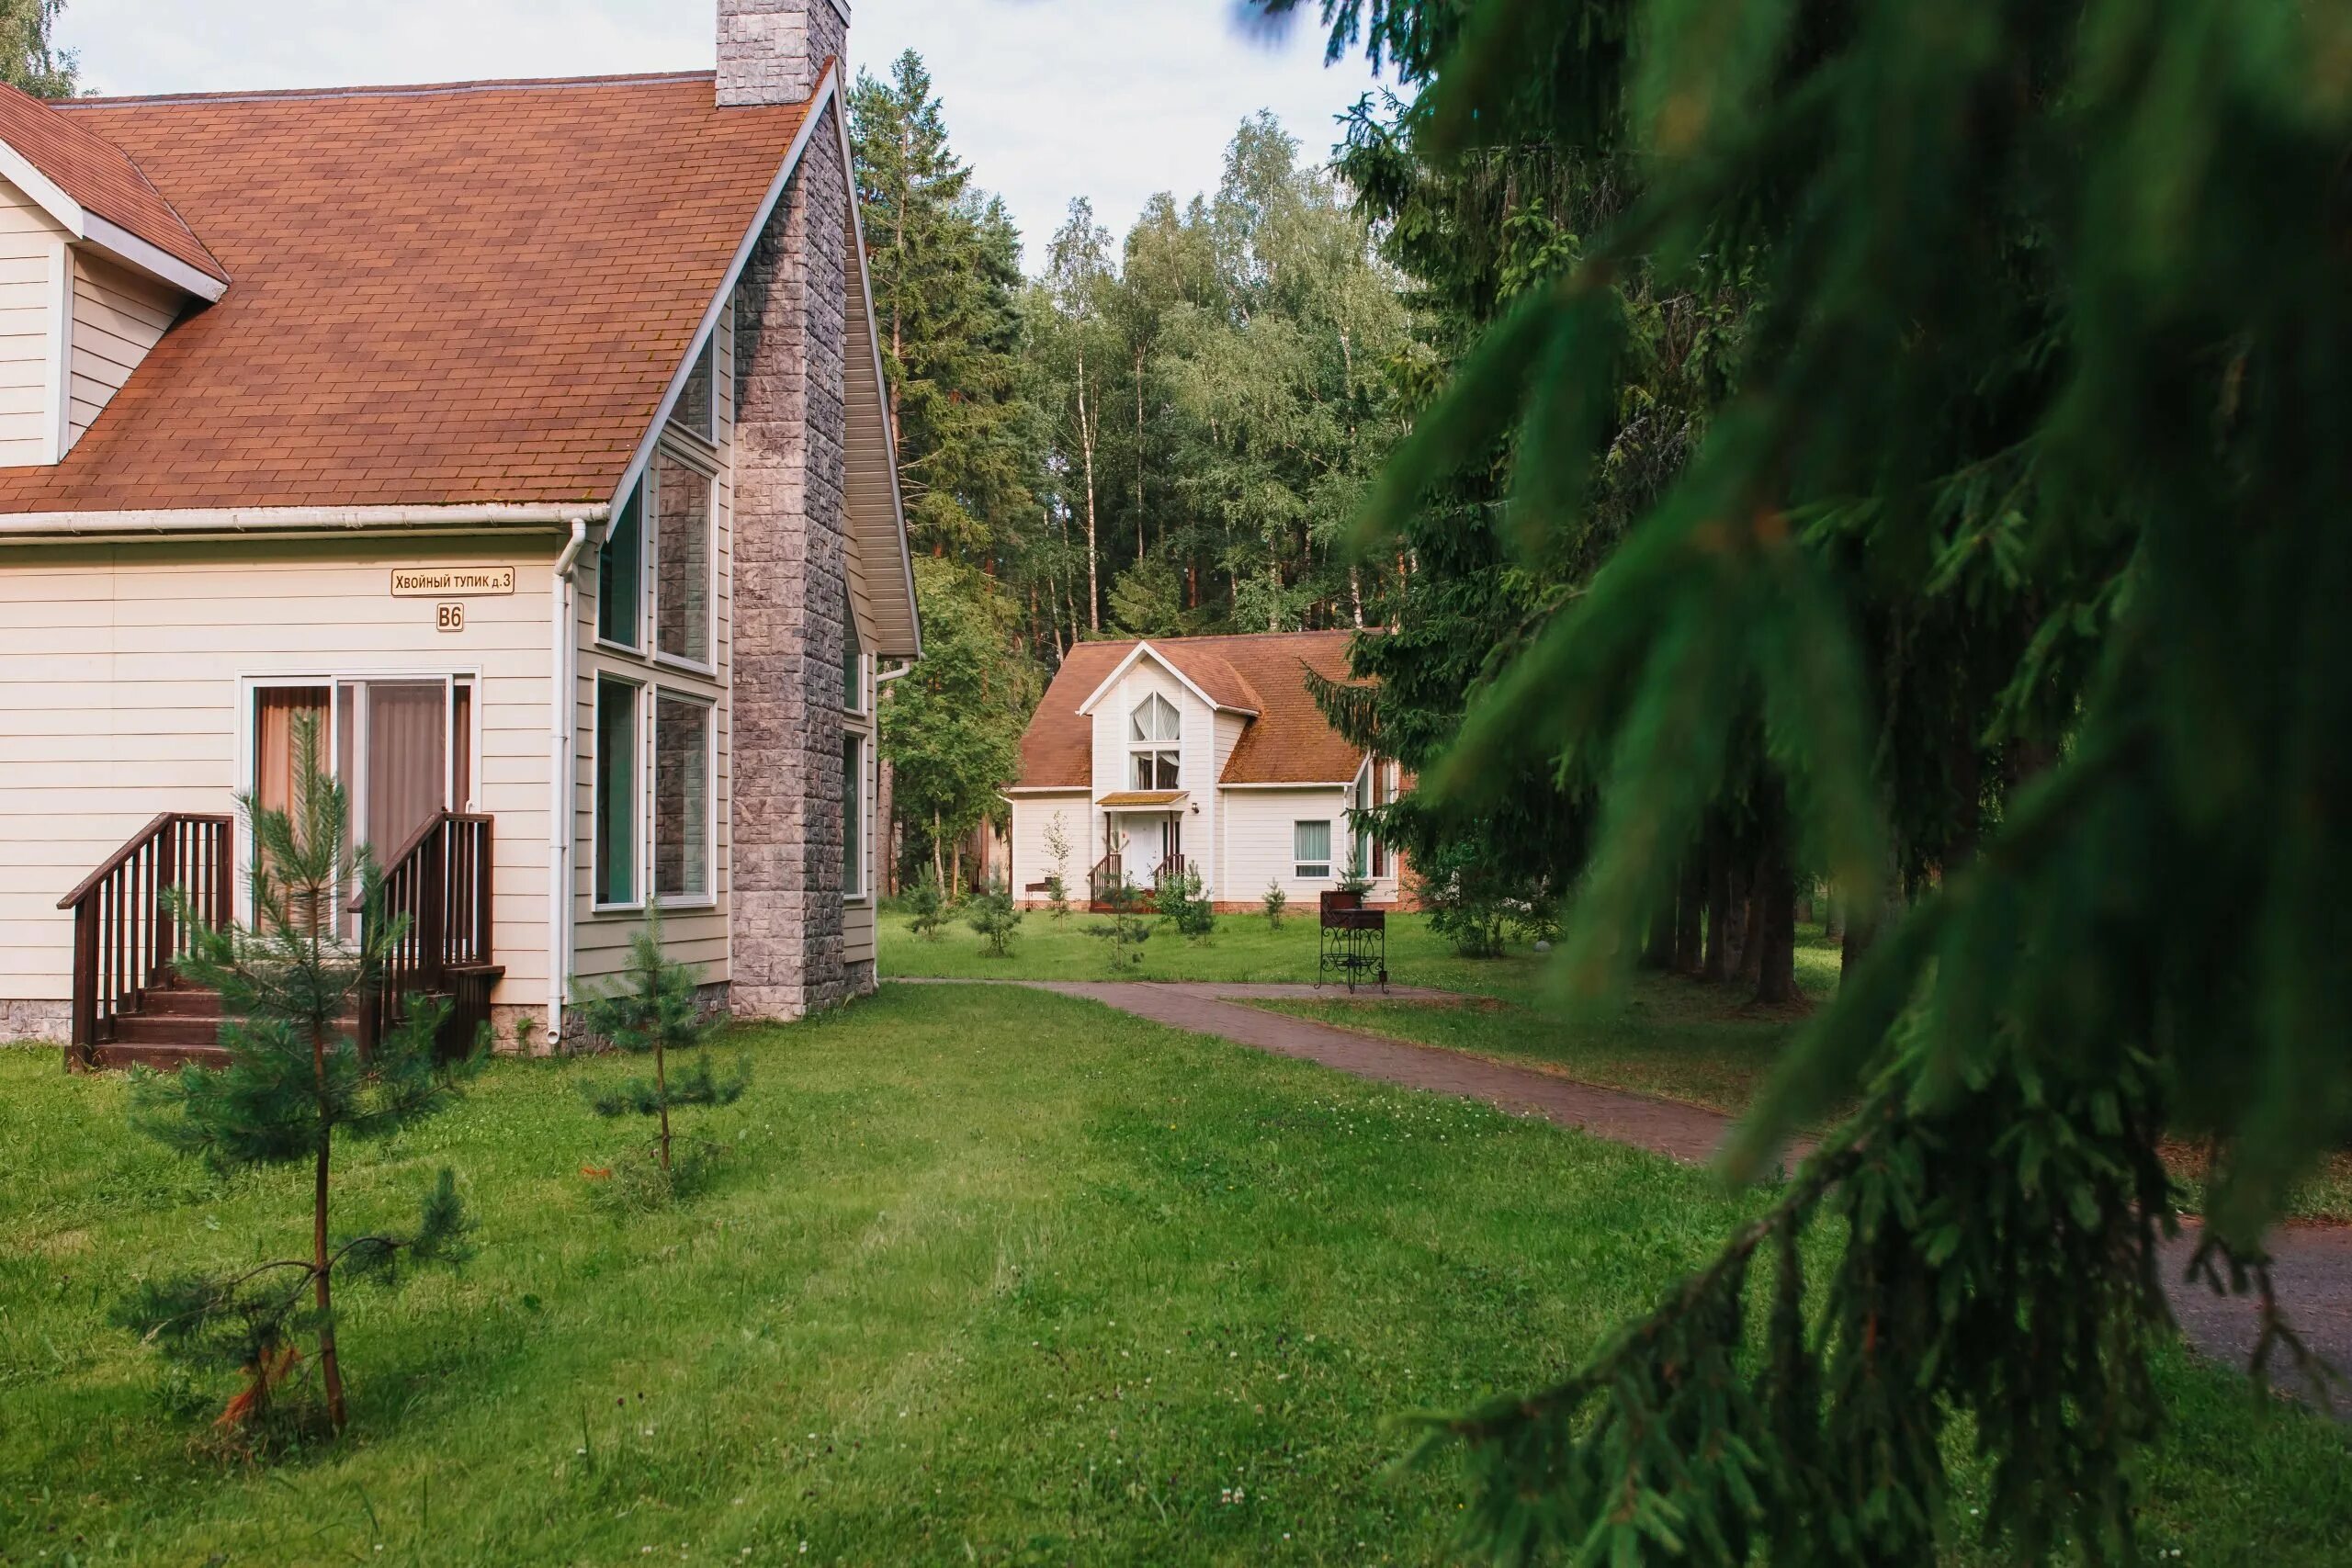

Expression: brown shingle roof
xmin=0 ymin=83 xmax=226 ymax=285
xmin=1013 ymin=631 xmax=1370 ymax=792
xmin=0 ymin=73 xmax=812 ymax=513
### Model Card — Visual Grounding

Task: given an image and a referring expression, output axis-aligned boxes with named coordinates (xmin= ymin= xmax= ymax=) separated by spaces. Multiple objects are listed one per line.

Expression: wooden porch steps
xmin=76 ymin=981 xmax=231 ymax=1071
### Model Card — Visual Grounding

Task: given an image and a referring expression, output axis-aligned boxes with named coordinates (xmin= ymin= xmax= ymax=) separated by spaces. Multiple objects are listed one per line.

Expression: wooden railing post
xmin=68 ymin=900 xmax=95 ymax=1069
xmin=474 ymin=818 xmax=494 ymax=966
xmin=420 ymin=818 xmax=447 ymax=993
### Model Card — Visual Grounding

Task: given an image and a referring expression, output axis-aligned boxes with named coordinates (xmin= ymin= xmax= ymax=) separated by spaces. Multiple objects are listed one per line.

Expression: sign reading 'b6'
xmin=390 ymin=566 xmax=515 ymax=597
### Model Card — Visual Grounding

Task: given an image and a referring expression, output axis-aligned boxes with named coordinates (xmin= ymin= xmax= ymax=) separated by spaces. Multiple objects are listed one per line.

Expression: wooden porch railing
xmin=1089 ymin=852 xmax=1125 ymax=903
xmin=57 ymin=813 xmax=234 ymax=1065
xmin=355 ymin=811 xmax=493 ymax=1056
xmin=1152 ymin=853 xmax=1190 ymax=885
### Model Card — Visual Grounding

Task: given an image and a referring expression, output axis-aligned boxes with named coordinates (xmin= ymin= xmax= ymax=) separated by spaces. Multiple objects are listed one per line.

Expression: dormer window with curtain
xmin=1129 ymin=693 xmax=1181 ymax=790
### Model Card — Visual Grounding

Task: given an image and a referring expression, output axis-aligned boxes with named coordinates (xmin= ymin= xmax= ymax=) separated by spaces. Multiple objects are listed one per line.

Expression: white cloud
xmin=58 ymin=0 xmax=1390 ymax=267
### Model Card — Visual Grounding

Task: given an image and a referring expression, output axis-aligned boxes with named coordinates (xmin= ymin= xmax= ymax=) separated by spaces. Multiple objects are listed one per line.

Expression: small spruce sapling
xmin=1156 ymin=865 xmax=1216 ymax=942
xmin=967 ymin=875 xmax=1023 ymax=957
xmin=1261 ymin=880 xmax=1288 ymax=930
xmin=571 ymin=913 xmax=749 ymax=1191
xmin=905 ymin=874 xmax=949 ymax=941
xmin=1085 ymin=880 xmax=1153 ymax=973
xmin=119 ymin=714 xmax=480 ymax=1440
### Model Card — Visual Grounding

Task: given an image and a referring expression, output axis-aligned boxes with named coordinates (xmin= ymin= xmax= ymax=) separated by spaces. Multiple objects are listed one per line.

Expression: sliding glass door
xmin=249 ymin=677 xmax=476 ymax=921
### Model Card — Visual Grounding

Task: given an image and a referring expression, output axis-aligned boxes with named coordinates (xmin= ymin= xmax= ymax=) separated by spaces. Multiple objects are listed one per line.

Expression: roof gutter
xmin=0 ymin=502 xmax=606 ymax=541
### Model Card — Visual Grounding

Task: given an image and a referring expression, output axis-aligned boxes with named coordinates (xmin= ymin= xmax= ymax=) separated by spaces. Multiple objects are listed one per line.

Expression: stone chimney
xmin=718 ymin=0 xmax=846 ymax=107
xmin=724 ymin=0 xmax=858 ymax=1018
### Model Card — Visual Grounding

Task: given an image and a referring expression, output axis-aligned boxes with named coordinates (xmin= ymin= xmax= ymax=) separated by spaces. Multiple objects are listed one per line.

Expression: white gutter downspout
xmin=547 ymin=519 xmax=591 ymax=1047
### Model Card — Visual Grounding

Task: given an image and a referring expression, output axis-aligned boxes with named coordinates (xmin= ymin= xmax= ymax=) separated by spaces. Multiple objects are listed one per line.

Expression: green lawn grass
xmin=885 ymin=910 xmax=2352 ymax=1222
xmin=5 ymin=986 xmax=2347 ymax=1564
xmin=880 ymin=905 xmax=1574 ymax=1004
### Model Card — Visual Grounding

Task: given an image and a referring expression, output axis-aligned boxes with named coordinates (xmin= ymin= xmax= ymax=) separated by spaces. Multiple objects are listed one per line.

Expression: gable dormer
xmin=0 ymin=84 xmax=224 ymax=467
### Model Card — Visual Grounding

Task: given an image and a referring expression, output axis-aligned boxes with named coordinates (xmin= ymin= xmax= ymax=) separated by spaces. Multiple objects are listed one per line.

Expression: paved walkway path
xmin=893 ymin=977 xmax=2350 ymax=1409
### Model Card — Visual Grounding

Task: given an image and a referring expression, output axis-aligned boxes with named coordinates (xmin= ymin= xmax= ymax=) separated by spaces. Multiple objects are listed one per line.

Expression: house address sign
xmin=390 ymin=566 xmax=515 ymax=597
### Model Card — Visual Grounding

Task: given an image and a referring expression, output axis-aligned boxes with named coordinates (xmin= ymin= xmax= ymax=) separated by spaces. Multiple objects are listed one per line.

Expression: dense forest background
xmin=853 ymin=53 xmax=1421 ymax=895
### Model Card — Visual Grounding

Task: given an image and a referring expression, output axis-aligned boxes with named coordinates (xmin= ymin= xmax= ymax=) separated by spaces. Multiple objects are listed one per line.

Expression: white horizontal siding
xmin=1008 ymin=793 xmax=1087 ymax=902
xmin=1216 ymin=786 xmax=1353 ymax=906
xmin=0 ymin=177 xmax=62 ymax=465
xmin=0 ymin=536 xmax=560 ymax=1006
xmin=66 ymin=252 xmax=177 ymax=447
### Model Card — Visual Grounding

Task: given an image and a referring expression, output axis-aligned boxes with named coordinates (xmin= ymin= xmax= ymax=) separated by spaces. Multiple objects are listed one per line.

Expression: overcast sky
xmin=60 ymin=0 xmax=1391 ymax=269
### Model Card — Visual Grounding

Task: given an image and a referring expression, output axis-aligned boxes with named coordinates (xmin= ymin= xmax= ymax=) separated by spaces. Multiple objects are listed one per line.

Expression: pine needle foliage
xmin=121 ymin=715 xmax=479 ymax=1438
xmin=571 ymin=913 xmax=748 ymax=1180
xmin=966 ymin=876 xmax=1024 ymax=957
xmin=1267 ymin=0 xmax=2352 ymax=1559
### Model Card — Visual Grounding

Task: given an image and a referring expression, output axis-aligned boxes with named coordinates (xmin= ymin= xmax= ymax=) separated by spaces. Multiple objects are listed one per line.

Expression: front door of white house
xmin=248 ymin=676 xmax=477 ymax=902
xmin=1118 ymin=812 xmax=1182 ymax=879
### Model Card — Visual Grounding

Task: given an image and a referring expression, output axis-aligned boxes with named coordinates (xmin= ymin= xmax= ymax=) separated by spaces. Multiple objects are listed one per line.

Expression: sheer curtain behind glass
xmin=363 ymin=682 xmax=447 ymax=863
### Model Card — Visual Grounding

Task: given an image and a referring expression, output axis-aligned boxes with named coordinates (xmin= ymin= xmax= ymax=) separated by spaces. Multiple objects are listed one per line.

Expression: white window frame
xmin=236 ymin=670 xmax=478 ymax=924
xmin=650 ymin=686 xmax=718 ymax=910
xmin=648 ymin=437 xmax=719 ymax=678
xmin=1128 ymin=693 xmax=1182 ymax=792
xmin=842 ymin=728 xmax=870 ymax=904
xmin=591 ymin=671 xmax=647 ymax=915
xmin=1294 ymin=818 xmax=1333 ymax=881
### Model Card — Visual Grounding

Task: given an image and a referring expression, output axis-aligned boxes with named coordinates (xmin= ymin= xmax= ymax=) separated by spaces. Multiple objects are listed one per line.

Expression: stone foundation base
xmin=0 ymin=998 xmax=69 ymax=1045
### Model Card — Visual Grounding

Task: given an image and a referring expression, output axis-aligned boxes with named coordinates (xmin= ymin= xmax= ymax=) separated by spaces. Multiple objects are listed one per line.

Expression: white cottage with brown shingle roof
xmin=0 ymin=0 xmax=919 ymax=1064
xmin=1006 ymin=632 xmax=1406 ymax=911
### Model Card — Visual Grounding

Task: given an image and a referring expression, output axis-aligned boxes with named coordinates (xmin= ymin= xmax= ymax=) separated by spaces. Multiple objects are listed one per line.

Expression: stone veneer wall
xmin=726 ymin=0 xmax=854 ymax=1021
xmin=0 ymin=998 xmax=68 ymax=1044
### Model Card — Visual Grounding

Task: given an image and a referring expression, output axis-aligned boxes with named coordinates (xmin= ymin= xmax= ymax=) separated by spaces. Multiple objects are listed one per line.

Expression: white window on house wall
xmin=1294 ymin=819 xmax=1332 ymax=881
xmin=652 ymin=448 xmax=715 ymax=669
xmin=594 ymin=675 xmax=641 ymax=909
xmin=596 ymin=481 xmax=643 ymax=650
xmin=1130 ymin=693 xmax=1181 ymax=790
xmin=842 ymin=732 xmax=866 ymax=899
xmin=652 ymin=691 xmax=714 ymax=905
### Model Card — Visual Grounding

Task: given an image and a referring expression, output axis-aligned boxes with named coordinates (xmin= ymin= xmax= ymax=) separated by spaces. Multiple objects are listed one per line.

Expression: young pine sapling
xmin=1085 ymin=880 xmax=1154 ymax=973
xmin=119 ymin=715 xmax=480 ymax=1439
xmin=905 ymin=874 xmax=949 ymax=941
xmin=571 ymin=913 xmax=749 ymax=1184
xmin=966 ymin=876 xmax=1024 ymax=957
xmin=1155 ymin=865 xmax=1216 ymax=942
xmin=1261 ymin=879 xmax=1288 ymax=931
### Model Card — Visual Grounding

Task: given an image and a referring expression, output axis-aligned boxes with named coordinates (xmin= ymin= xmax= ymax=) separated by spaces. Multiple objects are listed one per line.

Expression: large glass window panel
xmin=654 ymin=692 xmax=712 ymax=901
xmin=596 ymin=481 xmax=643 ymax=649
xmin=594 ymin=678 xmax=639 ymax=907
xmin=654 ymin=453 xmax=713 ymax=666
xmin=842 ymin=733 xmax=865 ymax=898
